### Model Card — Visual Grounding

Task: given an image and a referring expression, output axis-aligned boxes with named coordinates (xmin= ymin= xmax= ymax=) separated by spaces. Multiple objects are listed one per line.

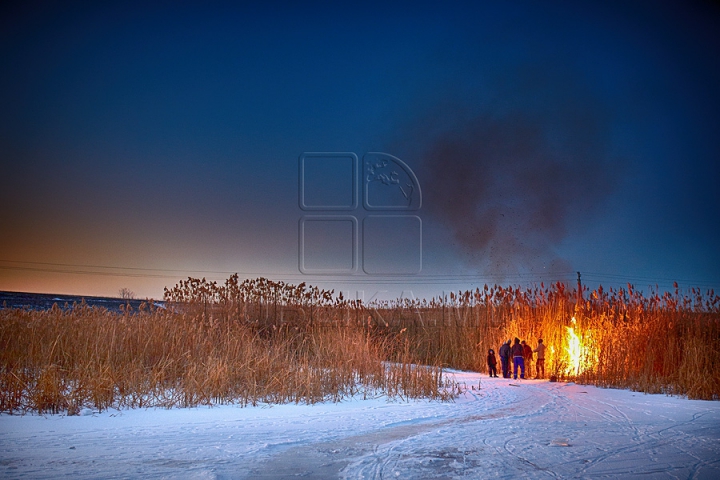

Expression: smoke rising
xmin=397 ymin=67 xmax=619 ymax=278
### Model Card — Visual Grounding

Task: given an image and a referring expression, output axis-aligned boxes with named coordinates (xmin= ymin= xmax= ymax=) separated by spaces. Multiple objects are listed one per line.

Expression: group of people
xmin=486 ymin=338 xmax=546 ymax=380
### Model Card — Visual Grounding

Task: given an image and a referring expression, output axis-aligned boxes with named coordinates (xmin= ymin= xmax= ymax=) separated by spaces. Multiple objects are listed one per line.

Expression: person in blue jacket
xmin=511 ymin=337 xmax=525 ymax=379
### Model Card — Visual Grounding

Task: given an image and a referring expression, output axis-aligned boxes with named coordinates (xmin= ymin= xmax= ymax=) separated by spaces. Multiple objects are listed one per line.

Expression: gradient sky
xmin=1 ymin=1 xmax=719 ymax=300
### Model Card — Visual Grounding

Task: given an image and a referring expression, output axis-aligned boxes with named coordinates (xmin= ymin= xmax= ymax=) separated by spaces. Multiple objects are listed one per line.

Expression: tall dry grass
xmin=363 ymin=282 xmax=720 ymax=400
xmin=2 ymin=276 xmax=717 ymax=415
xmin=164 ymin=276 xmax=720 ymax=400
xmin=0 ymin=277 xmax=455 ymax=415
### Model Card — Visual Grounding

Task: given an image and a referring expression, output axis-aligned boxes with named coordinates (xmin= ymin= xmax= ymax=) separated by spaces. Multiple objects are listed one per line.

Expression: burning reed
xmin=366 ymin=282 xmax=720 ymax=400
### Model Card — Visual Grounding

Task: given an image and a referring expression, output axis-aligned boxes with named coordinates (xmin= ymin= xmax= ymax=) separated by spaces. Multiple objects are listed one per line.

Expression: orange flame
xmin=565 ymin=318 xmax=582 ymax=375
xmin=560 ymin=316 xmax=597 ymax=377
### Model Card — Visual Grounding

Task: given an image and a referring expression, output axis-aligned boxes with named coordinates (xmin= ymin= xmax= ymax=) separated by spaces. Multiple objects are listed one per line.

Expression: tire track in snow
xmin=3 ymin=376 xmax=718 ymax=479
xmin=557 ymin=386 xmax=692 ymax=476
xmin=250 ymin=378 xmax=557 ymax=479
xmin=252 ymin=378 xmax=720 ymax=479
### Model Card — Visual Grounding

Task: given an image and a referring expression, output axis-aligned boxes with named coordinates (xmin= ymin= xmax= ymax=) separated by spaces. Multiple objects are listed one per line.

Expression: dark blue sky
xmin=1 ymin=1 xmax=718 ymax=299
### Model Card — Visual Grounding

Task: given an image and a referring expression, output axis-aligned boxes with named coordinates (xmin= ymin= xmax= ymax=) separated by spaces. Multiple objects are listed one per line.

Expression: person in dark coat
xmin=498 ymin=340 xmax=511 ymax=378
xmin=487 ymin=349 xmax=498 ymax=378
xmin=522 ymin=340 xmax=533 ymax=377
xmin=511 ymin=337 xmax=525 ymax=379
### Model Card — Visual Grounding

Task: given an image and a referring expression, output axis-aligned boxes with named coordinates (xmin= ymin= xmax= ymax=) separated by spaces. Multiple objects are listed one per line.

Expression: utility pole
xmin=577 ymin=271 xmax=583 ymax=306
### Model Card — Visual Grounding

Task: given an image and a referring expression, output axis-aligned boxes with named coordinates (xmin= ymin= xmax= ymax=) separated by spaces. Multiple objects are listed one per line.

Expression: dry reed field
xmin=1 ymin=276 xmax=718 ymax=415
xmin=0 ymin=276 xmax=455 ymax=415
xmin=366 ymin=281 xmax=720 ymax=400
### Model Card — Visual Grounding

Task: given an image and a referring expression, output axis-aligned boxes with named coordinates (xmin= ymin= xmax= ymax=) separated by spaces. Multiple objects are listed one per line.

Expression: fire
xmin=559 ymin=316 xmax=598 ymax=377
xmin=565 ymin=317 xmax=582 ymax=375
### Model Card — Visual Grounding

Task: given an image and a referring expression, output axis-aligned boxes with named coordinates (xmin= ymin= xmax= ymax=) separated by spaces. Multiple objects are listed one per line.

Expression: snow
xmin=1 ymin=370 xmax=719 ymax=479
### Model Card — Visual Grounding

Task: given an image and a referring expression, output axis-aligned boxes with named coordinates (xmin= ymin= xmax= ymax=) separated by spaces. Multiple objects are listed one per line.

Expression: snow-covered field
xmin=1 ymin=370 xmax=718 ymax=479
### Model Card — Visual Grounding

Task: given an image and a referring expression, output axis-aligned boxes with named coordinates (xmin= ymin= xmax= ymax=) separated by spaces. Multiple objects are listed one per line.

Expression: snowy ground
xmin=1 ymin=370 xmax=719 ymax=479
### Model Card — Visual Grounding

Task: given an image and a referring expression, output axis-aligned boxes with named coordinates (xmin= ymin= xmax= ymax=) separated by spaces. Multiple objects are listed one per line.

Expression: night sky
xmin=1 ymin=2 xmax=719 ymax=300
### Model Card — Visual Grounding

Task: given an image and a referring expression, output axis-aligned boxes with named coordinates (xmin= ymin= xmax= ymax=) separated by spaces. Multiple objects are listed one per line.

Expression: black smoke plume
xmin=394 ymin=66 xmax=620 ymax=279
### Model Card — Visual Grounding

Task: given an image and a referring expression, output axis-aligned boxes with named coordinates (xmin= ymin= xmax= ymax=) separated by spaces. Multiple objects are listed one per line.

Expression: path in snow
xmin=1 ymin=371 xmax=719 ymax=479
xmin=250 ymin=373 xmax=720 ymax=478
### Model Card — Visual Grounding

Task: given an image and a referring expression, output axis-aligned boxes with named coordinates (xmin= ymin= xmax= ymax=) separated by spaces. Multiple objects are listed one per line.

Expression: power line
xmin=1 ymin=260 xmax=718 ymax=288
xmin=0 ymin=260 xmax=238 ymax=275
xmin=0 ymin=265 xmax=572 ymax=284
xmin=0 ymin=265 xmax=179 ymax=279
xmin=0 ymin=259 xmax=574 ymax=280
xmin=580 ymin=271 xmax=719 ymax=289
